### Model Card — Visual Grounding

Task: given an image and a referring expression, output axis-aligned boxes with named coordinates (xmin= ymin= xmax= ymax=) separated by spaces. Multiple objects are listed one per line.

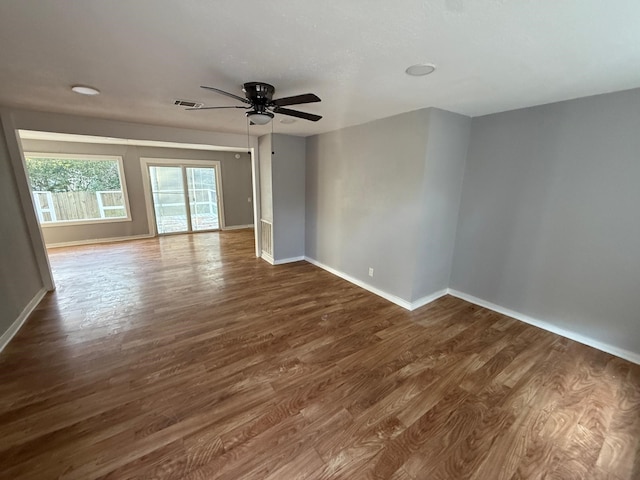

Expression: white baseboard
xmin=47 ymin=234 xmax=154 ymax=248
xmin=411 ymin=289 xmax=449 ymax=310
xmin=304 ymin=256 xmax=414 ymax=310
xmin=447 ymin=289 xmax=640 ymax=366
xmin=296 ymin=258 xmax=640 ymax=364
xmin=262 ymin=254 xmax=306 ymax=266
xmin=0 ymin=288 xmax=47 ymax=352
xmin=274 ymin=256 xmax=305 ymax=265
xmin=222 ymin=224 xmax=254 ymax=231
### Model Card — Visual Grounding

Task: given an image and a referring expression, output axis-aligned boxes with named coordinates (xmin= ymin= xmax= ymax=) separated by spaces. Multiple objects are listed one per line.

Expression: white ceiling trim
xmin=18 ymin=130 xmax=249 ymax=152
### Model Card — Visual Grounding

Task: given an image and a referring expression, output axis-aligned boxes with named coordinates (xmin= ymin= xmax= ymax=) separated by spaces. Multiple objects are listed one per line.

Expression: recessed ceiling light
xmin=71 ymin=85 xmax=100 ymax=95
xmin=279 ymin=118 xmax=296 ymax=124
xmin=405 ymin=64 xmax=436 ymax=76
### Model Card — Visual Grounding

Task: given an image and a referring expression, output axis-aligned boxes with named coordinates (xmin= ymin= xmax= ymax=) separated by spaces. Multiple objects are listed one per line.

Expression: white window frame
xmin=24 ymin=152 xmax=132 ymax=227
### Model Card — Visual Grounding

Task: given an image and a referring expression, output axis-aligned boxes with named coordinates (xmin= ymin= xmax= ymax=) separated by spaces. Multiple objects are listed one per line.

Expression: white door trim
xmin=140 ymin=157 xmax=225 ymax=235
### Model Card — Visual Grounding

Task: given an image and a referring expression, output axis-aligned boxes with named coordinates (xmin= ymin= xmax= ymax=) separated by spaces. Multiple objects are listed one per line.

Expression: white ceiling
xmin=1 ymin=1 xmax=639 ymax=137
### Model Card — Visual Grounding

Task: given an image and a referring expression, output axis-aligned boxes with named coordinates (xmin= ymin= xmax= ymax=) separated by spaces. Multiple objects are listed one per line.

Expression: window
xmin=24 ymin=153 xmax=131 ymax=226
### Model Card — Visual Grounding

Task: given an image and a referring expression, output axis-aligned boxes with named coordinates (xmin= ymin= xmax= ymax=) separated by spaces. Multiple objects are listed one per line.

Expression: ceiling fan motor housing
xmin=243 ymin=82 xmax=275 ymax=106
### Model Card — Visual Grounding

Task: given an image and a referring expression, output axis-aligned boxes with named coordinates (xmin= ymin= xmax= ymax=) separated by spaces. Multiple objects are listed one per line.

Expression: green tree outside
xmin=26 ymin=157 xmax=121 ymax=193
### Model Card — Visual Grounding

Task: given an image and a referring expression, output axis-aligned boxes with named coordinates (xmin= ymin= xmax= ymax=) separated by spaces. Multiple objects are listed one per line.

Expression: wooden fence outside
xmin=33 ymin=191 xmax=126 ymax=222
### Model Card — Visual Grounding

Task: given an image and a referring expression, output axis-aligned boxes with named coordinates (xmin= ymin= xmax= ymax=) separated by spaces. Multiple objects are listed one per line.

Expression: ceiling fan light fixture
xmin=246 ymin=110 xmax=274 ymax=125
xmin=405 ymin=64 xmax=436 ymax=76
xmin=71 ymin=85 xmax=100 ymax=95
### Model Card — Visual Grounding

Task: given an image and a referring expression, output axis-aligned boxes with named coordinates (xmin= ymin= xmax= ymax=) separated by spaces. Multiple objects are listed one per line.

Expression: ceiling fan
xmin=187 ymin=82 xmax=322 ymax=125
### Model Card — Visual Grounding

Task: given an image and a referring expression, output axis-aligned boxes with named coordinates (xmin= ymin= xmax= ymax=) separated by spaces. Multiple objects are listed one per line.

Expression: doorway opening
xmin=10 ymin=129 xmax=259 ymax=298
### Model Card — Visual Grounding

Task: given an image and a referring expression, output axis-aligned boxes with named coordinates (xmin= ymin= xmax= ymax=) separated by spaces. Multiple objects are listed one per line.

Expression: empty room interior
xmin=1 ymin=1 xmax=639 ymax=479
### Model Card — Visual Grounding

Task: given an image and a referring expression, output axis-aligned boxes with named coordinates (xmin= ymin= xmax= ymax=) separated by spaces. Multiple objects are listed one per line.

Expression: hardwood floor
xmin=0 ymin=230 xmax=639 ymax=479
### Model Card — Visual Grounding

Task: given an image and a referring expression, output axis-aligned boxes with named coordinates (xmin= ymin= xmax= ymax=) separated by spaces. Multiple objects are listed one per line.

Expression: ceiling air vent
xmin=174 ymin=99 xmax=204 ymax=108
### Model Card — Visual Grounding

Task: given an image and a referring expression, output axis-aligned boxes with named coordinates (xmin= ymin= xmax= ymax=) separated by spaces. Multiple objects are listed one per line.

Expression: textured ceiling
xmin=1 ymin=0 xmax=639 ymax=137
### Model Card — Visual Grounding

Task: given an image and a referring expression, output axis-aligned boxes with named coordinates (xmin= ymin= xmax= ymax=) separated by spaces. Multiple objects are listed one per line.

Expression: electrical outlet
xmin=368 ymin=267 xmax=374 ymax=277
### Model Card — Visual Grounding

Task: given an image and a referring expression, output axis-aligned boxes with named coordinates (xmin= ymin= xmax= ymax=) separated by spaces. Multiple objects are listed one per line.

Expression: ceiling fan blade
xmin=272 ymin=93 xmax=321 ymax=107
xmin=273 ymin=107 xmax=322 ymax=122
xmin=186 ymin=106 xmax=248 ymax=111
xmin=200 ymin=85 xmax=250 ymax=104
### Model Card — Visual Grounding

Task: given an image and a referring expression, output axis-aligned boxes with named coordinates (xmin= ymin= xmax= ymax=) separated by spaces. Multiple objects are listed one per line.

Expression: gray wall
xmin=5 ymin=108 xmax=253 ymax=151
xmin=217 ymin=150 xmax=253 ymax=228
xmin=272 ymin=134 xmax=305 ymax=260
xmin=306 ymin=109 xmax=431 ymax=301
xmin=451 ymin=88 xmax=640 ymax=355
xmin=0 ymin=121 xmax=43 ymax=334
xmin=306 ymin=108 xmax=470 ymax=303
xmin=411 ymin=109 xmax=470 ymax=301
xmin=258 ymin=134 xmax=273 ymax=223
xmin=20 ymin=139 xmax=253 ymax=244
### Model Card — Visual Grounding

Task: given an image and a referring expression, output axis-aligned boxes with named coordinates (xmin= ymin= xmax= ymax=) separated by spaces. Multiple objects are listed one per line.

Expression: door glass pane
xmin=186 ymin=167 xmax=219 ymax=231
xmin=149 ymin=166 xmax=188 ymax=234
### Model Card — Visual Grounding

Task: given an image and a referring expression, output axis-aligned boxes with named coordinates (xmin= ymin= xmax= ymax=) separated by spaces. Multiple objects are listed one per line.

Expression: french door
xmin=147 ymin=164 xmax=222 ymax=235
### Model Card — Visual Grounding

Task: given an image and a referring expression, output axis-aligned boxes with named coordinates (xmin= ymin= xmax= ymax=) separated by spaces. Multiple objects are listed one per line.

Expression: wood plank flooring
xmin=0 ymin=230 xmax=639 ymax=479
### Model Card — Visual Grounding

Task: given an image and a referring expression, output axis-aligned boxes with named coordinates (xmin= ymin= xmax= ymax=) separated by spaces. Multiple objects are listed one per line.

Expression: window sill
xmin=40 ymin=217 xmax=133 ymax=228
